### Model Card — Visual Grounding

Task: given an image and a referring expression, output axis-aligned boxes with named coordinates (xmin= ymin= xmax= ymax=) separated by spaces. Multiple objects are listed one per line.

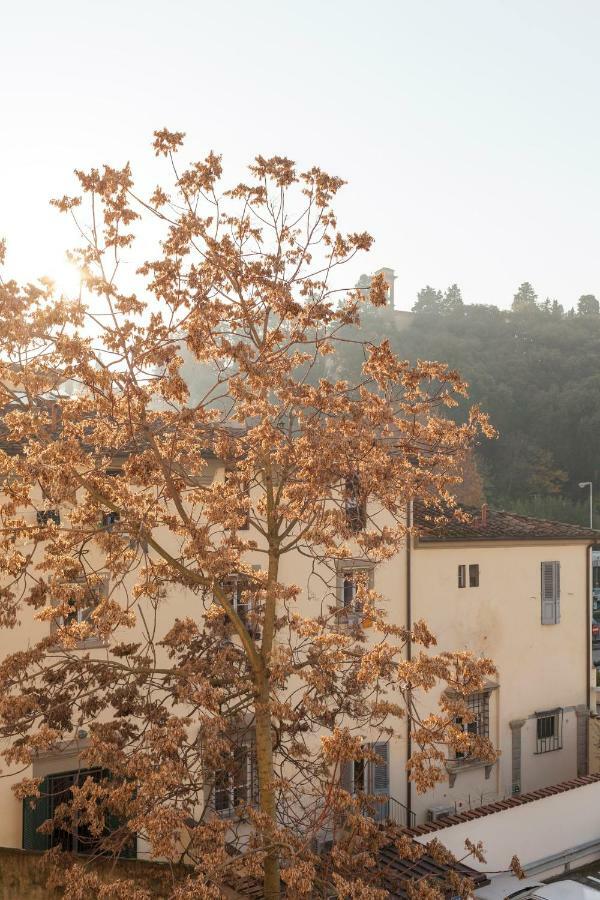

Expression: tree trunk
xmin=255 ymin=677 xmax=280 ymax=899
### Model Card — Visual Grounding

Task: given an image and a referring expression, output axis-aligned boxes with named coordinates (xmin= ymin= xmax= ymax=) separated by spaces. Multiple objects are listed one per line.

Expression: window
xmin=342 ymin=570 xmax=363 ymax=621
xmin=213 ymin=743 xmax=258 ymax=817
xmin=37 ymin=509 xmax=60 ymax=526
xmin=541 ymin=561 xmax=560 ymax=625
xmin=338 ymin=566 xmax=373 ymax=625
xmin=454 ymin=692 xmax=490 ymax=759
xmin=22 ymin=768 xmax=136 ymax=857
xmin=101 ymin=511 xmax=120 ymax=529
xmin=344 ymin=475 xmax=366 ymax=532
xmin=535 ymin=709 xmax=563 ymax=753
xmin=340 ymin=742 xmax=390 ymax=823
xmin=53 ymin=576 xmax=108 ymax=634
xmin=458 ymin=564 xmax=478 ymax=588
xmin=219 ymin=575 xmax=261 ymax=639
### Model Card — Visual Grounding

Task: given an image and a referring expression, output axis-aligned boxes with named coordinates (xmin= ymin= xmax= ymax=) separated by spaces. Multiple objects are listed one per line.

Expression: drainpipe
xmin=588 ymin=544 xmax=595 ymax=711
xmin=406 ymin=500 xmax=413 ymax=824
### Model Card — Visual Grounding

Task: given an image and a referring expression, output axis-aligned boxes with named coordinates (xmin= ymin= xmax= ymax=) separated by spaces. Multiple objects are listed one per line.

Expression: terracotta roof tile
xmin=414 ymin=502 xmax=600 ymax=543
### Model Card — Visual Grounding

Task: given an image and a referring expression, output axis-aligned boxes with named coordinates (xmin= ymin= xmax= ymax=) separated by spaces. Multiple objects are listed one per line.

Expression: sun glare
xmin=48 ymin=257 xmax=83 ymax=299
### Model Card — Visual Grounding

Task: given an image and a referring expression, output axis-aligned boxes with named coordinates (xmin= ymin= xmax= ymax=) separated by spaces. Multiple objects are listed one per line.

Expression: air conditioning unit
xmin=426 ymin=804 xmax=455 ymax=822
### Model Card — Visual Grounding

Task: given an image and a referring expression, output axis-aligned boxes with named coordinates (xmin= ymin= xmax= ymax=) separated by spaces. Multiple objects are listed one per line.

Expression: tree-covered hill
xmin=178 ymin=280 xmax=600 ymax=524
xmin=348 ymin=283 xmax=600 ymax=523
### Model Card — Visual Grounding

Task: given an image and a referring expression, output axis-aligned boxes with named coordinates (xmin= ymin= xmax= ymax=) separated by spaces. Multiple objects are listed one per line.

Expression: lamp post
xmin=579 ymin=481 xmax=593 ymax=529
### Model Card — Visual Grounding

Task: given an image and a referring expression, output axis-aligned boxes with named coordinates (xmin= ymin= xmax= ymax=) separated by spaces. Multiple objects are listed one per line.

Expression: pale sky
xmin=2 ymin=0 xmax=600 ymax=310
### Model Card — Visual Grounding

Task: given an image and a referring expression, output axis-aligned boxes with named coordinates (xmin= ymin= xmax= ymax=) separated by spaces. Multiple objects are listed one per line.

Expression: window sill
xmin=214 ymin=804 xmax=255 ymax=821
xmin=49 ymin=638 xmax=108 ymax=652
xmin=446 ymin=757 xmax=494 ymax=788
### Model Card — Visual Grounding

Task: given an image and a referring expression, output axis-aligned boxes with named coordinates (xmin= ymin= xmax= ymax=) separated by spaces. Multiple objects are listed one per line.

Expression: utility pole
xmin=579 ymin=481 xmax=593 ymax=529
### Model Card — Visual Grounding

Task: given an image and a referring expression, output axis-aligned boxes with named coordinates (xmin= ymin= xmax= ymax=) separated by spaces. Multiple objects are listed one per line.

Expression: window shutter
xmin=370 ymin=742 xmax=389 ymax=795
xmin=370 ymin=742 xmax=390 ymax=823
xmin=22 ymin=777 xmax=51 ymax=851
xmin=541 ymin=561 xmax=560 ymax=624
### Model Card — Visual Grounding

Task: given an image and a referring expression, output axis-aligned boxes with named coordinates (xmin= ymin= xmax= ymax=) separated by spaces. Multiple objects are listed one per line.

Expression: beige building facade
xmin=0 ymin=469 xmax=598 ymax=856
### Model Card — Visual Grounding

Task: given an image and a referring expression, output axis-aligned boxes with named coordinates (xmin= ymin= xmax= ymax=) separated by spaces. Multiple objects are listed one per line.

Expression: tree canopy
xmin=0 ymin=133 xmax=494 ymax=899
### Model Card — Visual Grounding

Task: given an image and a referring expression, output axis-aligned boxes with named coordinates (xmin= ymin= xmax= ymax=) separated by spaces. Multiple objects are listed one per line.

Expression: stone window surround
xmin=444 ymin=681 xmax=499 ymax=788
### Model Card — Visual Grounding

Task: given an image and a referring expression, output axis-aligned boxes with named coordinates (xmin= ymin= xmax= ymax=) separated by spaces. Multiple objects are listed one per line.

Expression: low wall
xmin=415 ymin=779 xmax=600 ymax=878
xmin=0 ymin=847 xmax=188 ymax=899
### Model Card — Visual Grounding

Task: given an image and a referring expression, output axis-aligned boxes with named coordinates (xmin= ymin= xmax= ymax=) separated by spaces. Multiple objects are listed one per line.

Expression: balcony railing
xmin=374 ymin=795 xmax=416 ymax=829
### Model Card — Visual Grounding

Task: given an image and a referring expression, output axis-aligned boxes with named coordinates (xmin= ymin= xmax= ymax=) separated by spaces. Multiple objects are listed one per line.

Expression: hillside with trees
xmin=339 ymin=282 xmax=600 ymax=524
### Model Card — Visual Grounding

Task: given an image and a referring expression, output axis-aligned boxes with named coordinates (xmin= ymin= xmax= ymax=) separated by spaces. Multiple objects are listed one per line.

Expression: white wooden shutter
xmin=541 ymin=561 xmax=560 ymax=624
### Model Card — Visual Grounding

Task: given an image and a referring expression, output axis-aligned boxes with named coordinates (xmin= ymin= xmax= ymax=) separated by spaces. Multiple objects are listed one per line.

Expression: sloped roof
xmin=414 ymin=502 xmax=600 ymax=543
xmin=368 ymin=840 xmax=489 ymax=897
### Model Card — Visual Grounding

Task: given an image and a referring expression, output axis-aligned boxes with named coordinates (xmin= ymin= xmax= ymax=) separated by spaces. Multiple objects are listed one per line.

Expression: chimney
xmin=481 ymin=503 xmax=488 ymax=528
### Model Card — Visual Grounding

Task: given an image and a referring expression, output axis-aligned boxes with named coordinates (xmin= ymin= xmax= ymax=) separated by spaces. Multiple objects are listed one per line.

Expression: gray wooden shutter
xmin=541 ymin=561 xmax=560 ymax=624
xmin=370 ymin=742 xmax=390 ymax=823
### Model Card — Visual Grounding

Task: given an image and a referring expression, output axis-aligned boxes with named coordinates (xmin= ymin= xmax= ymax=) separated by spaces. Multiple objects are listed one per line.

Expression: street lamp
xmin=579 ymin=481 xmax=593 ymax=529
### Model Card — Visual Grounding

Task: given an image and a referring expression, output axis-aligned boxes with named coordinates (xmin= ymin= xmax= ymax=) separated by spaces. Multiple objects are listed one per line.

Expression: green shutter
xmin=22 ymin=777 xmax=51 ymax=851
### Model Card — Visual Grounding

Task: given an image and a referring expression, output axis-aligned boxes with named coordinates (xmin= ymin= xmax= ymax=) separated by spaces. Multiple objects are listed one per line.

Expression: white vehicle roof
xmin=476 ymin=874 xmax=545 ymax=900
xmin=533 ymin=882 xmax=600 ymax=900
xmin=477 ymin=876 xmax=600 ymax=900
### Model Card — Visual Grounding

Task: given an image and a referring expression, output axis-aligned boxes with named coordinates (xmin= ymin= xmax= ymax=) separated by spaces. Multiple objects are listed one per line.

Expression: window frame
xmin=454 ymin=691 xmax=490 ymax=760
xmin=22 ymin=766 xmax=136 ymax=857
xmin=458 ymin=565 xmax=466 ymax=589
xmin=36 ymin=509 xmax=61 ymax=527
xmin=469 ymin=564 xmax=480 ymax=588
xmin=212 ymin=740 xmax=258 ymax=819
xmin=51 ymin=574 xmax=109 ymax=648
xmin=218 ymin=572 xmax=261 ymax=639
xmin=336 ymin=563 xmax=374 ymax=626
xmin=535 ymin=708 xmax=563 ymax=754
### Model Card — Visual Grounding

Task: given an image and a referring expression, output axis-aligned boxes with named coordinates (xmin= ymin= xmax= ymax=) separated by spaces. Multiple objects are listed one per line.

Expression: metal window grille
xmin=469 ymin=564 xmax=480 ymax=587
xmin=458 ymin=565 xmax=466 ymax=588
xmin=535 ymin=709 xmax=563 ymax=753
xmin=220 ymin=576 xmax=261 ymax=639
xmin=455 ymin=691 xmax=490 ymax=758
xmin=213 ymin=741 xmax=258 ymax=817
